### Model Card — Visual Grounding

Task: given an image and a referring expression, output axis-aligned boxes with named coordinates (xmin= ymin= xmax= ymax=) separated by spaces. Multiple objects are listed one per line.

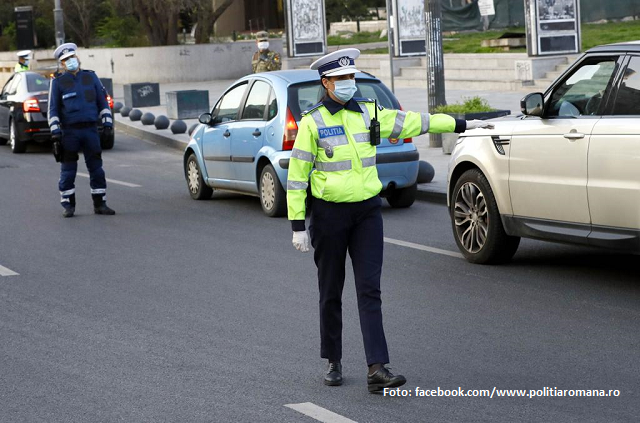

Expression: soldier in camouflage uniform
xmin=252 ymin=31 xmax=281 ymax=73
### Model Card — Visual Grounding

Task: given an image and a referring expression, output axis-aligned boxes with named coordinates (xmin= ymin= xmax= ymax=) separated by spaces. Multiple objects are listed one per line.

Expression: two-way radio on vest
xmin=370 ymin=100 xmax=381 ymax=146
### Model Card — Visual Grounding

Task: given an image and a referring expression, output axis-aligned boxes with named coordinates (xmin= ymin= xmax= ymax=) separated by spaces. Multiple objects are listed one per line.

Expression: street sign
xmin=525 ymin=0 xmax=581 ymax=56
xmin=285 ymin=0 xmax=327 ymax=57
xmin=392 ymin=0 xmax=427 ymax=56
xmin=14 ymin=6 xmax=36 ymax=50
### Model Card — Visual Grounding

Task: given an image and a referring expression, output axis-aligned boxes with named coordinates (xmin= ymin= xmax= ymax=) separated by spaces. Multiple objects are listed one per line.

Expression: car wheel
xmin=259 ymin=164 xmax=287 ymax=217
xmin=101 ymin=131 xmax=115 ymax=150
xmin=451 ymin=169 xmax=520 ymax=264
xmin=186 ymin=154 xmax=212 ymax=200
xmin=387 ymin=183 xmax=417 ymax=208
xmin=9 ymin=119 xmax=26 ymax=154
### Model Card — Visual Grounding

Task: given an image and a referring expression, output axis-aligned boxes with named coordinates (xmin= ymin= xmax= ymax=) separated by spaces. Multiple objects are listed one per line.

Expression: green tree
xmin=325 ymin=0 xmax=384 ymax=23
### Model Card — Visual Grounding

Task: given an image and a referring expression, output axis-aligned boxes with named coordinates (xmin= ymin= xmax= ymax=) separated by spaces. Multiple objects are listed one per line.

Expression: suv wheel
xmin=259 ymin=164 xmax=287 ymax=217
xmin=186 ymin=154 xmax=212 ymax=200
xmin=387 ymin=183 xmax=417 ymax=208
xmin=451 ymin=169 xmax=519 ymax=264
xmin=10 ymin=119 xmax=26 ymax=154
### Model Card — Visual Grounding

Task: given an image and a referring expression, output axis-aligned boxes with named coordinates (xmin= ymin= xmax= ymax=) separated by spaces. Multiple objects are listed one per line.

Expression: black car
xmin=0 ymin=70 xmax=115 ymax=154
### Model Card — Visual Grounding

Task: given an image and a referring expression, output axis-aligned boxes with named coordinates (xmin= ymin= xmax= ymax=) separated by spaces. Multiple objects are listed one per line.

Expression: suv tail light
xmin=283 ymin=107 xmax=298 ymax=151
xmin=23 ymin=98 xmax=40 ymax=113
xmin=106 ymin=95 xmax=114 ymax=109
xmin=398 ymin=103 xmax=412 ymax=143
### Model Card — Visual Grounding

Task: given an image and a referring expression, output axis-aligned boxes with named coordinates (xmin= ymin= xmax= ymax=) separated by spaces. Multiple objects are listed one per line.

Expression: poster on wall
xmin=393 ymin=0 xmax=426 ymax=56
xmin=285 ymin=0 xmax=327 ymax=57
xmin=526 ymin=0 xmax=580 ymax=56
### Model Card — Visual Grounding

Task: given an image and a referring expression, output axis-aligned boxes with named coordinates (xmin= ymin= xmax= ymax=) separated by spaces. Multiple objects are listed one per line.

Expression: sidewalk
xmin=112 ymin=80 xmax=523 ymax=203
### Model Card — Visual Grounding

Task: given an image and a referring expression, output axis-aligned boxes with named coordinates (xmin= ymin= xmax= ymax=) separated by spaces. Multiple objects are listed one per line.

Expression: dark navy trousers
xmin=310 ymin=195 xmax=390 ymax=366
xmin=58 ymin=126 xmax=106 ymax=206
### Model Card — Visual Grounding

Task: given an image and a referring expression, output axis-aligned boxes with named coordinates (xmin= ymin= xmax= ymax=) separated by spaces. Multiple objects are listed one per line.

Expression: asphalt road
xmin=0 ymin=132 xmax=638 ymax=423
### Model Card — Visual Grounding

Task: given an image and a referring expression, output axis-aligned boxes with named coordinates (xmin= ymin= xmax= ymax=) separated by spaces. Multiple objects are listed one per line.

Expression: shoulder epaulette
xmin=82 ymin=69 xmax=95 ymax=73
xmin=301 ymin=102 xmax=324 ymax=116
xmin=354 ymin=97 xmax=374 ymax=103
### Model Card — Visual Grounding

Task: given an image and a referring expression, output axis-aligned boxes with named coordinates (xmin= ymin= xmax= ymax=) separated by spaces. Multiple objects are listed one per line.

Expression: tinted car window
xmin=214 ymin=82 xmax=247 ymax=123
xmin=26 ymin=73 xmax=50 ymax=92
xmin=241 ymin=80 xmax=271 ymax=120
xmin=267 ymin=91 xmax=277 ymax=120
xmin=288 ymin=79 xmax=400 ymax=121
xmin=613 ymin=56 xmax=640 ymax=115
xmin=547 ymin=58 xmax=617 ymax=117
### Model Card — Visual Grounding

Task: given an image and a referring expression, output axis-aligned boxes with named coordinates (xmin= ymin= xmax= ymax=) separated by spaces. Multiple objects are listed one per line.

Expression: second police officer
xmin=48 ymin=43 xmax=115 ymax=218
xmin=286 ymin=48 xmax=494 ymax=393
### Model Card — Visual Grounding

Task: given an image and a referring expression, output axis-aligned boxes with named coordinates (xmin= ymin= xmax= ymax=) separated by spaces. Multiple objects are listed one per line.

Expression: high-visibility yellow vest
xmin=15 ymin=63 xmax=29 ymax=73
xmin=286 ymin=99 xmax=459 ymax=222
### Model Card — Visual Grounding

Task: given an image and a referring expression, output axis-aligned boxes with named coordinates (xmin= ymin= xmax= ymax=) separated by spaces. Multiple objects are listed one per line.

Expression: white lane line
xmin=0 ymin=264 xmax=19 ymax=277
xmin=384 ymin=237 xmax=464 ymax=259
xmin=77 ymin=173 xmax=142 ymax=188
xmin=285 ymin=403 xmax=357 ymax=423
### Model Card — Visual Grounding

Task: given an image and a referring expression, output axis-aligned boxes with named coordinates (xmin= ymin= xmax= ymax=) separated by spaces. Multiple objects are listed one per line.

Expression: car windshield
xmin=26 ymin=73 xmax=50 ymax=93
xmin=288 ymin=78 xmax=400 ymax=121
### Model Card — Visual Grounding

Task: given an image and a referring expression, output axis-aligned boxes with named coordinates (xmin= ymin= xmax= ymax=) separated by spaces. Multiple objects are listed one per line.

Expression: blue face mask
xmin=65 ymin=57 xmax=79 ymax=72
xmin=331 ymin=79 xmax=357 ymax=102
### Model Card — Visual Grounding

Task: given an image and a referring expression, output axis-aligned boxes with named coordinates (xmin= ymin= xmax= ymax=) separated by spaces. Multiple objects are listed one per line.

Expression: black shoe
xmin=367 ymin=366 xmax=406 ymax=393
xmin=94 ymin=203 xmax=116 ymax=215
xmin=62 ymin=207 xmax=75 ymax=218
xmin=324 ymin=362 xmax=343 ymax=386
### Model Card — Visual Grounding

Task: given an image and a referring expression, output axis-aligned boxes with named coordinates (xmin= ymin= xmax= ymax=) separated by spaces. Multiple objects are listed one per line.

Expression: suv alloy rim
xmin=454 ymin=182 xmax=488 ymax=253
xmin=9 ymin=121 xmax=15 ymax=150
xmin=261 ymin=171 xmax=275 ymax=211
xmin=187 ymin=160 xmax=200 ymax=194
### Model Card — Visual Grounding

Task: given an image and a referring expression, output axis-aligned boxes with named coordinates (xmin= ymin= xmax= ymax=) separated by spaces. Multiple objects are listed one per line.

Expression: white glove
xmin=292 ymin=230 xmax=310 ymax=253
xmin=466 ymin=120 xmax=495 ymax=130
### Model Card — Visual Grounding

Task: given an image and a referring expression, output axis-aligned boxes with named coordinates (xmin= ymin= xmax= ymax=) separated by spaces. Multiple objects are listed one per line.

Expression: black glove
xmin=51 ymin=133 xmax=63 ymax=163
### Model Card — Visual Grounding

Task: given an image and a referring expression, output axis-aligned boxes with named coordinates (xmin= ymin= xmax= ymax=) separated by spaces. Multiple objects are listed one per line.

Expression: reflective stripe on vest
xmin=315 ymin=160 xmax=352 ymax=171
xmin=361 ymin=156 xmax=376 ymax=167
xmin=353 ymin=132 xmax=370 ymax=143
xmin=287 ymin=180 xmax=308 ymax=190
xmin=420 ymin=112 xmax=430 ymax=135
xmin=390 ymin=111 xmax=407 ymax=139
xmin=359 ymin=103 xmax=371 ymax=128
xmin=291 ymin=148 xmax=315 ymax=163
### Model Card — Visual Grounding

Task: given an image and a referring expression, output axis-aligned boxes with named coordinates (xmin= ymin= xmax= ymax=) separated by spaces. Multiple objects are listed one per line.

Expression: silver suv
xmin=448 ymin=42 xmax=640 ymax=264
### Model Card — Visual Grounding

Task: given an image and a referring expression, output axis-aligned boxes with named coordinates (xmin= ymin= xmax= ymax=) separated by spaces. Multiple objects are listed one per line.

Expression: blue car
xmin=183 ymin=70 xmax=419 ymax=217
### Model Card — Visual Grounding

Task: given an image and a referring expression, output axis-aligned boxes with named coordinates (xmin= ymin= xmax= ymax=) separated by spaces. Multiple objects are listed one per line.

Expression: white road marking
xmin=384 ymin=237 xmax=464 ymax=259
xmin=285 ymin=403 xmax=357 ymax=423
xmin=0 ymin=264 xmax=19 ymax=277
xmin=77 ymin=173 xmax=142 ymax=188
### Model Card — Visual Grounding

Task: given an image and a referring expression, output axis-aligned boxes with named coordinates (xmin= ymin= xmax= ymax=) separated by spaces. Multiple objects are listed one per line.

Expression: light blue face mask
xmin=331 ymin=79 xmax=357 ymax=102
xmin=65 ymin=57 xmax=79 ymax=72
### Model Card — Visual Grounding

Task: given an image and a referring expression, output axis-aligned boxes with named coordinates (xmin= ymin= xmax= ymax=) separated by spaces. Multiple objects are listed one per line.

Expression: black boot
xmin=367 ymin=365 xmax=406 ymax=393
xmin=92 ymin=194 xmax=115 ymax=215
xmin=62 ymin=194 xmax=75 ymax=218
xmin=324 ymin=361 xmax=343 ymax=386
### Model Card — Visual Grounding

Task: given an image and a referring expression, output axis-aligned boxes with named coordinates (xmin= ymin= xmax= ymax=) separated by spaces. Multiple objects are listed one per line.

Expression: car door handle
xmin=564 ymin=132 xmax=584 ymax=140
xmin=223 ymin=130 xmax=231 ymax=138
xmin=252 ymin=129 xmax=261 ymax=137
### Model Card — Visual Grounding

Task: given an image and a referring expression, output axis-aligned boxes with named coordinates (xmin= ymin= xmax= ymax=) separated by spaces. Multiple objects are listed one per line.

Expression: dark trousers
xmin=309 ymin=196 xmax=390 ymax=366
xmin=58 ymin=126 xmax=106 ymax=207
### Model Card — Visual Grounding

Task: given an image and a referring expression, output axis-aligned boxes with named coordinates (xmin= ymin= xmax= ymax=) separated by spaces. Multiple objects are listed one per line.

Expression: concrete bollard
xmin=417 ymin=160 xmax=435 ymax=184
xmin=113 ymin=102 xmax=123 ymax=113
xmin=120 ymin=106 xmax=131 ymax=117
xmin=170 ymin=120 xmax=187 ymax=134
xmin=141 ymin=112 xmax=155 ymax=125
xmin=129 ymin=109 xmax=143 ymax=121
xmin=154 ymin=115 xmax=170 ymax=130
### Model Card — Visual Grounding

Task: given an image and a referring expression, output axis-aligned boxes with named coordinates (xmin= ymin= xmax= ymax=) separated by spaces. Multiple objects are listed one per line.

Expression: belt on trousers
xmin=63 ymin=121 xmax=97 ymax=129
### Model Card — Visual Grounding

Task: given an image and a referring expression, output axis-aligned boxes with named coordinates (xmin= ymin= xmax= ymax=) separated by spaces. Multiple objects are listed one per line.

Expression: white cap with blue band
xmin=310 ymin=48 xmax=361 ymax=77
xmin=53 ymin=43 xmax=78 ymax=62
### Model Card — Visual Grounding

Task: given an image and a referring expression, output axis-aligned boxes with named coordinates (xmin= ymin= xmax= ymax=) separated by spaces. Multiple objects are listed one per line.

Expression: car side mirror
xmin=521 ymin=93 xmax=544 ymax=117
xmin=198 ymin=112 xmax=212 ymax=125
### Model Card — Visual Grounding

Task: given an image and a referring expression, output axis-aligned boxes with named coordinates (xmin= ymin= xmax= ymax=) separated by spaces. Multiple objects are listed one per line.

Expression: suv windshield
xmin=288 ymin=78 xmax=400 ymax=121
xmin=27 ymin=73 xmax=50 ymax=93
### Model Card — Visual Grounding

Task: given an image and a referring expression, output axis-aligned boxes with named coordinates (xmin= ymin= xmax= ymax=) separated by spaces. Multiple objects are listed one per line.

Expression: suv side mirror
xmin=521 ymin=93 xmax=544 ymax=117
xmin=198 ymin=112 xmax=212 ymax=125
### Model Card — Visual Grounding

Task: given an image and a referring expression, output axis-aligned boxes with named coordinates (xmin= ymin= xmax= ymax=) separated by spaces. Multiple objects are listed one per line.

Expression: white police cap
xmin=310 ymin=48 xmax=361 ymax=77
xmin=17 ymin=50 xmax=31 ymax=58
xmin=54 ymin=43 xmax=78 ymax=62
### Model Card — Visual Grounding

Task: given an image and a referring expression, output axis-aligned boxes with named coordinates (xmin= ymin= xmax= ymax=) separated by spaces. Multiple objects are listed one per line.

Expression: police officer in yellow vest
xmin=15 ymin=50 xmax=31 ymax=73
xmin=287 ymin=48 xmax=493 ymax=393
